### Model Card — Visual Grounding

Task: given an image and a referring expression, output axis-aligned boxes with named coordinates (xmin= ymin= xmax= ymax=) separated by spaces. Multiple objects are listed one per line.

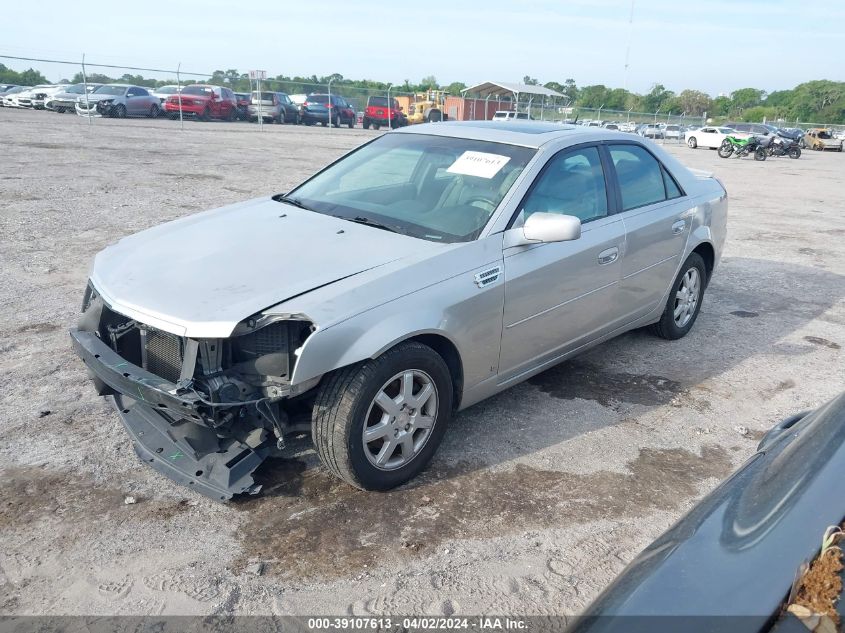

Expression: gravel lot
xmin=1 ymin=108 xmax=844 ymax=617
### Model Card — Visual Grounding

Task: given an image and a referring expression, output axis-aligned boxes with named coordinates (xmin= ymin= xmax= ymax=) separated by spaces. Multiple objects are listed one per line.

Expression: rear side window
xmin=609 ymin=145 xmax=668 ymax=211
xmin=662 ymin=167 xmax=682 ymax=199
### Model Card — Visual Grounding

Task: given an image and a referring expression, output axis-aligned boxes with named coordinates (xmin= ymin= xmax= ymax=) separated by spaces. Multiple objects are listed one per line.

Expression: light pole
xmin=327 ymin=76 xmax=334 ymax=129
xmin=387 ymin=84 xmax=392 ymax=129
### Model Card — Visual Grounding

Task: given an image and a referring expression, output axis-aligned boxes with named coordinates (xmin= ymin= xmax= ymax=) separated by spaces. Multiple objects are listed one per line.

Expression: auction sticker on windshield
xmin=447 ymin=151 xmax=511 ymax=178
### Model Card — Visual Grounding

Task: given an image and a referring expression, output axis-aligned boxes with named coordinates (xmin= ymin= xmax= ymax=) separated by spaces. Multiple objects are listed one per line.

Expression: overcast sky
xmin=3 ymin=0 xmax=843 ymax=95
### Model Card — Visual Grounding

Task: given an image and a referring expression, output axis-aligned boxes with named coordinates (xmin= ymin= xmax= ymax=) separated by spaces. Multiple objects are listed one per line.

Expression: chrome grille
xmin=145 ymin=330 xmax=184 ymax=383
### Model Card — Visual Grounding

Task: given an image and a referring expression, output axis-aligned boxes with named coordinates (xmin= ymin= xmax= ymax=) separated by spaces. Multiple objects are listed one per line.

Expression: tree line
xmin=2 ymin=63 xmax=843 ymax=123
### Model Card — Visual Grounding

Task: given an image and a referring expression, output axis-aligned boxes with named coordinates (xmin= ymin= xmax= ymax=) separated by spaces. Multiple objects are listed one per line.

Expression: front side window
xmin=517 ymin=146 xmax=608 ymax=225
xmin=609 ymin=144 xmax=667 ymax=211
xmin=285 ymin=134 xmax=536 ymax=243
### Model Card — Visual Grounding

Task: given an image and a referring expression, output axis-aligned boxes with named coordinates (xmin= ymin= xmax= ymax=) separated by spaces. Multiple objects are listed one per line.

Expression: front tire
xmin=717 ymin=142 xmax=733 ymax=158
xmin=650 ymin=253 xmax=707 ymax=340
xmin=111 ymin=104 xmax=126 ymax=118
xmin=312 ymin=341 xmax=453 ymax=491
xmin=788 ymin=147 xmax=801 ymax=159
xmin=754 ymin=147 xmax=767 ymax=161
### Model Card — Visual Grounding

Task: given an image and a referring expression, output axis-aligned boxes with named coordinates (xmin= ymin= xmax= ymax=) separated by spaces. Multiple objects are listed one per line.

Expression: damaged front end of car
xmin=69 ymin=282 xmax=319 ymax=501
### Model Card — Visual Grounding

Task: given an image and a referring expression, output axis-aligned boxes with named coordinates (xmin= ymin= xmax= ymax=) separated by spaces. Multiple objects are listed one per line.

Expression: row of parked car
xmin=552 ymin=117 xmax=845 ymax=151
xmin=0 ymin=82 xmax=415 ymax=130
xmin=683 ymin=122 xmax=844 ymax=152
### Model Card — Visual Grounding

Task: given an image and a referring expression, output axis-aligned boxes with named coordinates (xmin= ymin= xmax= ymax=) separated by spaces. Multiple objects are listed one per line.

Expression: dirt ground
xmin=1 ymin=108 xmax=844 ymax=617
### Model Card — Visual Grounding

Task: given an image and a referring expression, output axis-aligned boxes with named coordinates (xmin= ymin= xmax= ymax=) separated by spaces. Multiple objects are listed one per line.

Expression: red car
xmin=164 ymin=84 xmax=237 ymax=121
xmin=362 ymin=95 xmax=407 ymax=130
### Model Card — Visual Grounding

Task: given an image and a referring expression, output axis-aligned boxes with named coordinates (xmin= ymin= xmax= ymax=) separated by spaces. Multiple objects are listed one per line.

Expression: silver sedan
xmin=70 ymin=122 xmax=728 ymax=499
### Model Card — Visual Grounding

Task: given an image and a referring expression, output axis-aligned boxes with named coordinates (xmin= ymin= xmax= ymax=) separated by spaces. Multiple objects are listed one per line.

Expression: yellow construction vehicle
xmin=402 ymin=90 xmax=449 ymax=124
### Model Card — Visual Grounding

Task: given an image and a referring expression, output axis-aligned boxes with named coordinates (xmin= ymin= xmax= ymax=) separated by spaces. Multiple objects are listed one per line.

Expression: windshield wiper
xmin=344 ymin=216 xmax=399 ymax=234
xmin=274 ymin=194 xmax=313 ymax=211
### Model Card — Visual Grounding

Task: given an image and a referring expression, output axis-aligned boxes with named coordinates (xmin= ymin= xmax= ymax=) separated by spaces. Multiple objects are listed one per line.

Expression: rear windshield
xmin=182 ymin=86 xmax=214 ymax=96
xmin=251 ymin=91 xmax=276 ymax=101
xmin=156 ymin=86 xmax=179 ymax=95
xmin=369 ymin=96 xmax=393 ymax=107
xmin=308 ymin=94 xmax=329 ymax=103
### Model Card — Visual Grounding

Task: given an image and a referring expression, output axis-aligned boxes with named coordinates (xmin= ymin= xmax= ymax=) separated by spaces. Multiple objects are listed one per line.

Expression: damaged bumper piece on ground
xmin=69 ymin=288 xmax=316 ymax=500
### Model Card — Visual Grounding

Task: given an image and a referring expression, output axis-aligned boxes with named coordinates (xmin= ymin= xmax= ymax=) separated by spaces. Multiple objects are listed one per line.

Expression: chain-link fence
xmin=4 ymin=53 xmax=845 ymax=138
xmin=0 ymin=54 xmax=426 ymax=132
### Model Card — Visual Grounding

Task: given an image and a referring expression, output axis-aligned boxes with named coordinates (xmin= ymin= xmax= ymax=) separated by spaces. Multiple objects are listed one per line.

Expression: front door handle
xmin=598 ymin=247 xmax=619 ymax=265
xmin=671 ymin=220 xmax=686 ymax=235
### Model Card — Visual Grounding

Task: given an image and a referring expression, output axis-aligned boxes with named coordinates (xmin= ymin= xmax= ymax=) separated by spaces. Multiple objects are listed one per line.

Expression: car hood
xmin=90 ymin=197 xmax=440 ymax=338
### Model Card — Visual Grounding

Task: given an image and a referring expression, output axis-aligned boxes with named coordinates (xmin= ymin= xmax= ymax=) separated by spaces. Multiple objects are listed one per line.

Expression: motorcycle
xmin=718 ymin=135 xmax=768 ymax=160
xmin=767 ymin=134 xmax=801 ymax=159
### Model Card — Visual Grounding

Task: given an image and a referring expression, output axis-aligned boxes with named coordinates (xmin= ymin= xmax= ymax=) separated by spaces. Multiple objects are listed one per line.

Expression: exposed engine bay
xmin=73 ymin=283 xmax=318 ymax=499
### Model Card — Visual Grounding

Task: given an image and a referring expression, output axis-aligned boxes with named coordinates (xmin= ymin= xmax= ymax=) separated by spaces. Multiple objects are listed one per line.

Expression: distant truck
xmin=397 ymin=90 xmax=449 ymax=124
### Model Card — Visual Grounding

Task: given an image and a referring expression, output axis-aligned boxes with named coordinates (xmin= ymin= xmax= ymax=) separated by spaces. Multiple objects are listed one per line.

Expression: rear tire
xmin=754 ymin=147 xmax=767 ymax=161
xmin=312 ymin=341 xmax=453 ymax=490
xmin=687 ymin=137 xmax=697 ymax=148
xmin=789 ymin=147 xmax=801 ymax=159
xmin=650 ymin=253 xmax=707 ymax=340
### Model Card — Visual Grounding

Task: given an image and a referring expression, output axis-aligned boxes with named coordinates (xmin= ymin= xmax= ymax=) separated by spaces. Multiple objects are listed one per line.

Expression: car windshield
xmin=157 ymin=86 xmax=178 ymax=94
xmin=93 ymin=85 xmax=127 ymax=96
xmin=818 ymin=131 xmax=832 ymax=139
xmin=284 ymin=133 xmax=536 ymax=243
xmin=65 ymin=84 xmax=86 ymax=94
xmin=182 ymin=86 xmax=213 ymax=96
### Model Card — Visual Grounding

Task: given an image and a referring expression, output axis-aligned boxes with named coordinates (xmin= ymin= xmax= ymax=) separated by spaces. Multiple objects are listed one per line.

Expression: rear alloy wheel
xmin=687 ymin=137 xmax=697 ymax=149
xmin=312 ymin=341 xmax=453 ymax=490
xmin=650 ymin=253 xmax=706 ymax=340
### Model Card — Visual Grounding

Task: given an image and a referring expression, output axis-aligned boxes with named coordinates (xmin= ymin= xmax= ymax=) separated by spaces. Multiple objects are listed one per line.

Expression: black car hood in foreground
xmin=568 ymin=392 xmax=845 ymax=633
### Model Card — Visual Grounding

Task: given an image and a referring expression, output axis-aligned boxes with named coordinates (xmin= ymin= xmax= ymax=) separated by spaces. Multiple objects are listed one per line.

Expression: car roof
xmin=394 ymin=120 xmax=638 ymax=149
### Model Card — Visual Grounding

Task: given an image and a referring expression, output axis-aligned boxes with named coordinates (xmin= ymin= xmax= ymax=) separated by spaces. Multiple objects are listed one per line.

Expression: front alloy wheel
xmin=312 ymin=341 xmax=453 ymax=490
xmin=362 ymin=370 xmax=438 ymax=470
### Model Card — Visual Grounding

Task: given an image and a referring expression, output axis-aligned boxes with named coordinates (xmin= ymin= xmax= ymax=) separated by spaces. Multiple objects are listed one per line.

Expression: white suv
xmin=492 ymin=110 xmax=530 ymax=121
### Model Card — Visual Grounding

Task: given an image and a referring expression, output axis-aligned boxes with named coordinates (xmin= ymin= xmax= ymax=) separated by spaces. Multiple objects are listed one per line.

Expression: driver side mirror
xmin=506 ymin=212 xmax=581 ymax=247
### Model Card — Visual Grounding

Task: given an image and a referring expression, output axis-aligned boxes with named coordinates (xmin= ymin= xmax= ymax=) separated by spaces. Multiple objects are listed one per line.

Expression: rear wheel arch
xmin=691 ymin=241 xmax=715 ymax=286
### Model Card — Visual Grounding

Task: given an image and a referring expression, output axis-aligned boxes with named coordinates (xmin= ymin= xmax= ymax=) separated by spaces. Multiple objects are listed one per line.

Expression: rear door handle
xmin=598 ymin=247 xmax=619 ymax=265
xmin=671 ymin=220 xmax=686 ymax=235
